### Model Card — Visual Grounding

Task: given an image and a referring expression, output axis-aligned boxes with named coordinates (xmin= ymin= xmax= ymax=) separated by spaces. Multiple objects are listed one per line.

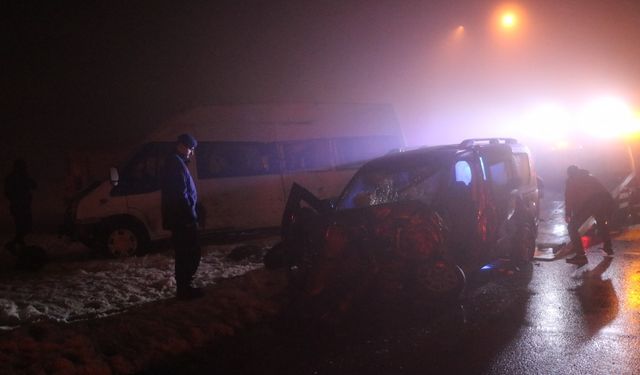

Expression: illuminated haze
xmin=6 ymin=1 xmax=640 ymax=147
xmin=4 ymin=0 xmax=640 ymax=227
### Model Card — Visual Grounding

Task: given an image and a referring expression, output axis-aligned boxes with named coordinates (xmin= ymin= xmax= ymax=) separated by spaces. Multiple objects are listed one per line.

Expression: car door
xmin=512 ymin=151 xmax=539 ymax=220
xmin=478 ymin=145 xmax=519 ymax=254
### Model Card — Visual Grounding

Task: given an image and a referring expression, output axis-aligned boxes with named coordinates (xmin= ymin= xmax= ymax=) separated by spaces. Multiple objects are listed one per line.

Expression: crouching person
xmin=565 ymin=165 xmax=615 ymax=264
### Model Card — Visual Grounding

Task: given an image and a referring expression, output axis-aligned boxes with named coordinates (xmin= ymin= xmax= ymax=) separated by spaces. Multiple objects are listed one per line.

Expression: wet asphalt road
xmin=155 ymin=198 xmax=640 ymax=374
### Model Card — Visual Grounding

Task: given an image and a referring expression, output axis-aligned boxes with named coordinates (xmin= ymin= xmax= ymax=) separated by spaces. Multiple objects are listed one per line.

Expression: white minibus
xmin=66 ymin=103 xmax=405 ymax=256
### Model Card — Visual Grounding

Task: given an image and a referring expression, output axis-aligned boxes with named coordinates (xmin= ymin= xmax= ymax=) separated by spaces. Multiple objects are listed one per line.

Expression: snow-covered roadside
xmin=0 ymin=234 xmax=277 ymax=329
xmin=0 ymin=266 xmax=289 ymax=374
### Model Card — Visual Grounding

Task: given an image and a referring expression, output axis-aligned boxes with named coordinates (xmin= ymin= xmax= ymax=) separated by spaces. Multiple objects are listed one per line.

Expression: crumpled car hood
xmin=323 ymin=200 xmax=446 ymax=259
xmin=306 ymin=200 xmax=447 ymax=295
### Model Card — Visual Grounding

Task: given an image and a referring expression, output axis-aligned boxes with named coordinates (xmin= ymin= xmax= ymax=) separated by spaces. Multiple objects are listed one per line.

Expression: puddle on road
xmin=537 ymin=199 xmax=570 ymax=246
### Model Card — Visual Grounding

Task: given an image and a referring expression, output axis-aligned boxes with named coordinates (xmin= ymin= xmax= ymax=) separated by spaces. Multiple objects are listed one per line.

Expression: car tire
xmin=100 ymin=217 xmax=150 ymax=257
xmin=415 ymin=259 xmax=466 ymax=301
xmin=513 ymin=218 xmax=536 ymax=264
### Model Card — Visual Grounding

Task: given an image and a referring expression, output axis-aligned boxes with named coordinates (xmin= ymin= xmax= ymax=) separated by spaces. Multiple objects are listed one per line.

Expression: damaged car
xmin=266 ymin=138 xmax=540 ymax=306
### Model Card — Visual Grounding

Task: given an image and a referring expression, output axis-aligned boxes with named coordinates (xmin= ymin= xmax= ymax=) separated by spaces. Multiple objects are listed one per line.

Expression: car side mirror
xmin=110 ymin=167 xmax=120 ymax=187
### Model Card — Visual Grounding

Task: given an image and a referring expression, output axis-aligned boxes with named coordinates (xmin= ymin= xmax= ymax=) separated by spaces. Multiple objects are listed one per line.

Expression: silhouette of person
xmin=4 ymin=159 xmax=37 ymax=252
xmin=161 ymin=134 xmax=203 ymax=300
xmin=565 ymin=165 xmax=615 ymax=264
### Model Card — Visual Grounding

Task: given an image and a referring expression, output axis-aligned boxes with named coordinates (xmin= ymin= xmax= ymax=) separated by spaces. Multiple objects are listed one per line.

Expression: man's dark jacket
xmin=161 ymin=152 xmax=198 ymax=230
xmin=565 ymin=168 xmax=612 ymax=218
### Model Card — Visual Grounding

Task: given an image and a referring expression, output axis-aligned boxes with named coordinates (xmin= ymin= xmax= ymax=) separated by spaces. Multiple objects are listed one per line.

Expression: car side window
xmin=488 ymin=161 xmax=511 ymax=187
xmin=455 ymin=160 xmax=473 ymax=186
xmin=484 ymin=155 xmax=519 ymax=219
xmin=512 ymin=153 xmax=531 ymax=185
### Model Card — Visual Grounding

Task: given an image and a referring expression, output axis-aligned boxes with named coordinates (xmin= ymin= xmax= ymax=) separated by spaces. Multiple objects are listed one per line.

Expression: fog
xmin=4 ymin=1 xmax=640 ymax=228
xmin=7 ymin=1 xmax=640 ymax=141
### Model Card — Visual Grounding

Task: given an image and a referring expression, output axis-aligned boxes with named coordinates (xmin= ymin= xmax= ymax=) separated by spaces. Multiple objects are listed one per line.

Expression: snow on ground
xmin=0 ymin=263 xmax=288 ymax=374
xmin=0 ymin=233 xmax=277 ymax=329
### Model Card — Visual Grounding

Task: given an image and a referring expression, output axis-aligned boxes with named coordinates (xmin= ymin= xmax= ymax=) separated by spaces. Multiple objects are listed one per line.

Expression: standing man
xmin=4 ymin=159 xmax=37 ymax=253
xmin=565 ymin=165 xmax=615 ymax=264
xmin=161 ymin=134 xmax=203 ymax=300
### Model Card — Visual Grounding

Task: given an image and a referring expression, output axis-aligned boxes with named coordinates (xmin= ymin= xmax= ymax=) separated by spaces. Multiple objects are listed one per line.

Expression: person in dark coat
xmin=564 ymin=165 xmax=615 ymax=264
xmin=4 ymin=159 xmax=37 ymax=252
xmin=161 ymin=134 xmax=203 ymax=300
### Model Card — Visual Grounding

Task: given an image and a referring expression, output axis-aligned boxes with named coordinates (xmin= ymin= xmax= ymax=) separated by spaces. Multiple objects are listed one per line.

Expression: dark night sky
xmin=3 ymin=0 xmax=640 ymax=227
xmin=4 ymin=0 xmax=640 ymax=147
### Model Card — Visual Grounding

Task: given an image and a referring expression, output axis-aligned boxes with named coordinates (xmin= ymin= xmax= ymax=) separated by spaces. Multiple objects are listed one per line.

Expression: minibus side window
xmin=196 ymin=141 xmax=280 ymax=178
xmin=334 ymin=135 xmax=402 ymax=169
xmin=282 ymin=139 xmax=333 ymax=172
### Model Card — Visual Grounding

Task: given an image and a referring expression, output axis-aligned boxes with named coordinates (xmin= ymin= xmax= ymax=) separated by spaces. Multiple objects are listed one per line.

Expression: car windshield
xmin=336 ymin=159 xmax=448 ymax=210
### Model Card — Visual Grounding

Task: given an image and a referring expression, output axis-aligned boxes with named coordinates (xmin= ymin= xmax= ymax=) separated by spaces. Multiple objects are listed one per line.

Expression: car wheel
xmin=513 ymin=219 xmax=536 ymax=263
xmin=101 ymin=218 xmax=149 ymax=257
xmin=415 ymin=259 xmax=466 ymax=300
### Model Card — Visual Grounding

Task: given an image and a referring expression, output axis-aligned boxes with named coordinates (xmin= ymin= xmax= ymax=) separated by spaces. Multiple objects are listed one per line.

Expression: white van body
xmin=69 ymin=103 xmax=405 ymax=256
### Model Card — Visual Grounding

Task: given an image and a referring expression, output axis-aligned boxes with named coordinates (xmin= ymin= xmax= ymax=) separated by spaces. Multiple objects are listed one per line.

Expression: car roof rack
xmin=459 ymin=138 xmax=518 ymax=148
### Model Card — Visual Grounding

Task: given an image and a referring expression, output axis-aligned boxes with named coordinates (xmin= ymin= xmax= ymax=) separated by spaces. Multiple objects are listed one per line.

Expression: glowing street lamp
xmin=492 ymin=4 xmax=525 ymax=37
xmin=500 ymin=12 xmax=518 ymax=29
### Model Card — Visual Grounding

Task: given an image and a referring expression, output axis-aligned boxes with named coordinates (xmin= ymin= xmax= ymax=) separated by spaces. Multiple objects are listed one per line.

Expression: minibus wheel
xmin=100 ymin=217 xmax=150 ymax=257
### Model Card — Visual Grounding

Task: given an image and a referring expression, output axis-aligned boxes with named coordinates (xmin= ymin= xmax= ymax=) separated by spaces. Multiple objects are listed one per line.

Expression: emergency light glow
xmin=518 ymin=96 xmax=640 ymax=142
xmin=519 ymin=103 xmax=572 ymax=142
xmin=627 ymin=272 xmax=640 ymax=309
xmin=553 ymin=140 xmax=570 ymax=150
xmin=578 ymin=97 xmax=640 ymax=139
